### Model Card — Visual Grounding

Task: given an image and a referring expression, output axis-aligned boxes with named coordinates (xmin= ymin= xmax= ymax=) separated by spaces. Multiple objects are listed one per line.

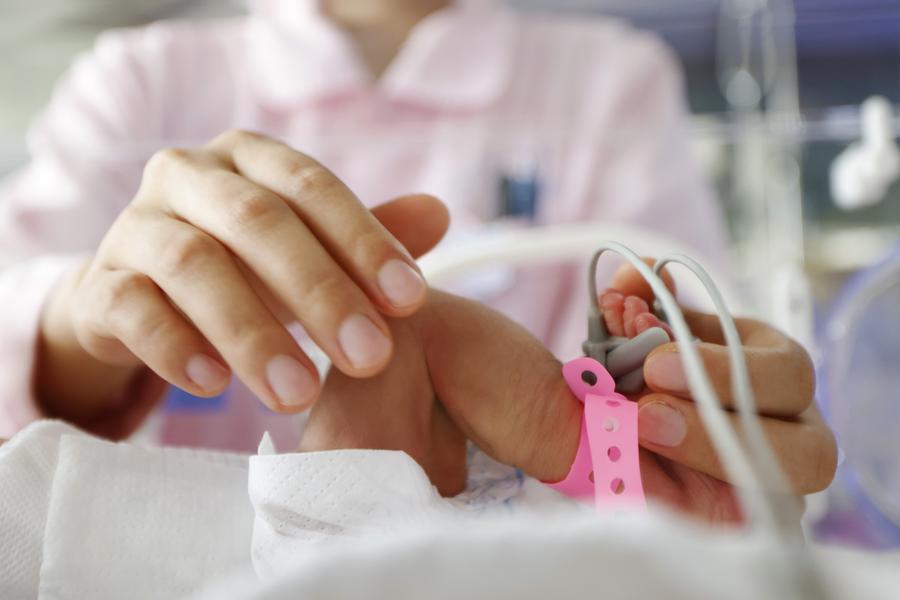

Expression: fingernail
xmin=266 ymin=355 xmax=317 ymax=407
xmin=645 ymin=352 xmax=687 ymax=392
xmin=639 ymin=402 xmax=687 ymax=447
xmin=186 ymin=354 xmax=230 ymax=392
xmin=377 ymin=259 xmax=426 ymax=308
xmin=338 ymin=313 xmax=392 ymax=370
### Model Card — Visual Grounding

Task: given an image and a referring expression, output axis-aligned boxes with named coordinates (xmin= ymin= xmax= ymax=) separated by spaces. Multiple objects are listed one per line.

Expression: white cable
xmin=419 ymin=223 xmax=749 ymax=313
xmin=651 ymin=254 xmax=829 ymax=600
xmin=586 ymin=243 xmax=779 ymax=532
xmin=653 ymin=255 xmax=801 ymax=530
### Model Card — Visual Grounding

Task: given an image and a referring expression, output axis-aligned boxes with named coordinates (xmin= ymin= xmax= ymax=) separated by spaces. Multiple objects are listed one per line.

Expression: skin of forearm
xmin=34 ymin=261 xmax=143 ymax=424
xmin=420 ymin=290 xmax=581 ymax=483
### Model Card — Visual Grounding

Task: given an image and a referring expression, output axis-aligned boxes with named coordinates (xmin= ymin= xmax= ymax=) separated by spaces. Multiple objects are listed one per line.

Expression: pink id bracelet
xmin=545 ymin=357 xmax=646 ymax=512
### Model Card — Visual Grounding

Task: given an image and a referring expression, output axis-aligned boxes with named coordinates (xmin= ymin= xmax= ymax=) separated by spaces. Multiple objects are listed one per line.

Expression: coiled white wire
xmin=589 ymin=244 xmax=826 ymax=600
xmin=425 ymin=233 xmax=825 ymax=597
xmin=587 ymin=243 xmax=779 ymax=531
xmin=652 ymin=255 xmax=800 ymax=528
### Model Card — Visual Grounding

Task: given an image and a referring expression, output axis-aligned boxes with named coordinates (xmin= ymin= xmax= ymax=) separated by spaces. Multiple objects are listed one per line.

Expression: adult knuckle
xmin=127 ymin=307 xmax=174 ymax=348
xmin=737 ymin=316 xmax=771 ymax=344
xmin=232 ymin=325 xmax=279 ymax=359
xmin=159 ymin=231 xmax=220 ymax=277
xmin=144 ymin=147 xmax=192 ymax=179
xmin=211 ymin=128 xmax=259 ymax=149
xmin=299 ymin=271 xmax=351 ymax=309
xmin=73 ymin=282 xmax=130 ymax=356
xmin=287 ymin=163 xmax=339 ymax=201
xmin=349 ymin=229 xmax=391 ymax=263
xmin=104 ymin=272 xmax=149 ymax=313
xmin=229 ymin=191 xmax=283 ymax=232
xmin=75 ymin=326 xmax=113 ymax=360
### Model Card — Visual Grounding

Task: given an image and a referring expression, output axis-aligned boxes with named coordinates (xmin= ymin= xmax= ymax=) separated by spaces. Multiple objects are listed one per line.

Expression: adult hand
xmin=37 ymin=130 xmax=449 ymax=424
xmin=299 ymin=289 xmax=577 ymax=496
xmin=608 ymin=263 xmax=838 ymax=521
xmin=301 ymin=269 xmax=837 ymax=522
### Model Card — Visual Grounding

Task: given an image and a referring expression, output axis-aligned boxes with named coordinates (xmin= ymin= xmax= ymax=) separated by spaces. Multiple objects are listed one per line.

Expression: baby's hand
xmin=298 ymin=289 xmax=580 ymax=496
xmin=299 ymin=287 xmax=673 ymax=497
xmin=300 ymin=266 xmax=835 ymax=522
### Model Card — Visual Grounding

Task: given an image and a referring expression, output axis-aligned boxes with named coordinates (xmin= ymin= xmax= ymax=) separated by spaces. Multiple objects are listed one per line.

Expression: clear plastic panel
xmin=829 ymin=257 xmax=900 ymax=507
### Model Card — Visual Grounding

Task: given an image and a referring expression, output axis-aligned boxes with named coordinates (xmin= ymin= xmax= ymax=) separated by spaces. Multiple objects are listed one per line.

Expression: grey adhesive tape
xmin=606 ymin=327 xmax=671 ymax=379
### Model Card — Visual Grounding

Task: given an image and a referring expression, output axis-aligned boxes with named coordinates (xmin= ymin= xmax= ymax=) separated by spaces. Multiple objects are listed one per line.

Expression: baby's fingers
xmin=637 ymin=393 xmax=837 ymax=495
xmin=104 ymin=215 xmax=322 ymax=412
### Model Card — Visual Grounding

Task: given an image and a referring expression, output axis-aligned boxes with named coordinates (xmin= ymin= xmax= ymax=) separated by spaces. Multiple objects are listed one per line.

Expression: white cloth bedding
xmin=248 ymin=433 xmax=577 ymax=579
xmin=0 ymin=421 xmax=68 ymax=598
xmin=194 ymin=513 xmax=900 ymax=600
xmin=2 ymin=420 xmax=899 ymax=600
xmin=0 ymin=421 xmax=252 ymax=599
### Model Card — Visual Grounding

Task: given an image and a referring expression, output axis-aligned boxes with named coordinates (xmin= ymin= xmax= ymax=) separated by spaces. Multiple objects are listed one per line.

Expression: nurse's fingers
xmin=150 ymin=163 xmax=394 ymax=377
xmin=74 ymin=269 xmax=230 ymax=398
xmin=208 ymin=129 xmax=428 ymax=316
xmin=636 ymin=393 xmax=838 ymax=495
xmin=644 ymin=313 xmax=815 ymax=417
xmin=105 ymin=213 xmax=321 ymax=412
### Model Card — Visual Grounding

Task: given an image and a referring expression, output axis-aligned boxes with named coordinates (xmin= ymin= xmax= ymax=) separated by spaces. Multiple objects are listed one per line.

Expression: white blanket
xmin=1 ymin=421 xmax=898 ymax=600
xmin=0 ymin=422 xmax=252 ymax=599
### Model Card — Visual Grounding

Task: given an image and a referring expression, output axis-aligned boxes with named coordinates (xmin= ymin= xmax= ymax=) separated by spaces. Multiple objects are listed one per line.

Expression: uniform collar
xmin=247 ymin=0 xmax=514 ymax=111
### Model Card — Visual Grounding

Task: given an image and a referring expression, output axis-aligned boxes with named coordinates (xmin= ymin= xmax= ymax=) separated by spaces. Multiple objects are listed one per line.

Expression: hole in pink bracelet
xmin=607 ymin=446 xmax=622 ymax=462
xmin=581 ymin=370 xmax=598 ymax=386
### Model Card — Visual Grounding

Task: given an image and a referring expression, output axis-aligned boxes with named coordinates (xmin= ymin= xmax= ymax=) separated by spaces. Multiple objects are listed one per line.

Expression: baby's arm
xmin=299 ymin=287 xmax=657 ymax=496
xmin=300 ymin=264 xmax=834 ymax=522
xmin=299 ymin=289 xmax=580 ymax=495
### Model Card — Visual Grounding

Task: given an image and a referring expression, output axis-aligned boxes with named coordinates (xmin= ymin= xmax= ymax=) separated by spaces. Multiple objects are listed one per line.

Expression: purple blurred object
xmin=814 ymin=244 xmax=900 ymax=548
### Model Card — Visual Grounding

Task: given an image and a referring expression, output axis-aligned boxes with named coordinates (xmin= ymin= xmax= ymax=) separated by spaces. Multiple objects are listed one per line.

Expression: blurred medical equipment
xmin=712 ymin=1 xmax=900 ymax=354
xmin=716 ymin=0 xmax=814 ymax=349
xmin=830 ymin=96 xmax=900 ymax=211
xmin=817 ymin=244 xmax=900 ymax=548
